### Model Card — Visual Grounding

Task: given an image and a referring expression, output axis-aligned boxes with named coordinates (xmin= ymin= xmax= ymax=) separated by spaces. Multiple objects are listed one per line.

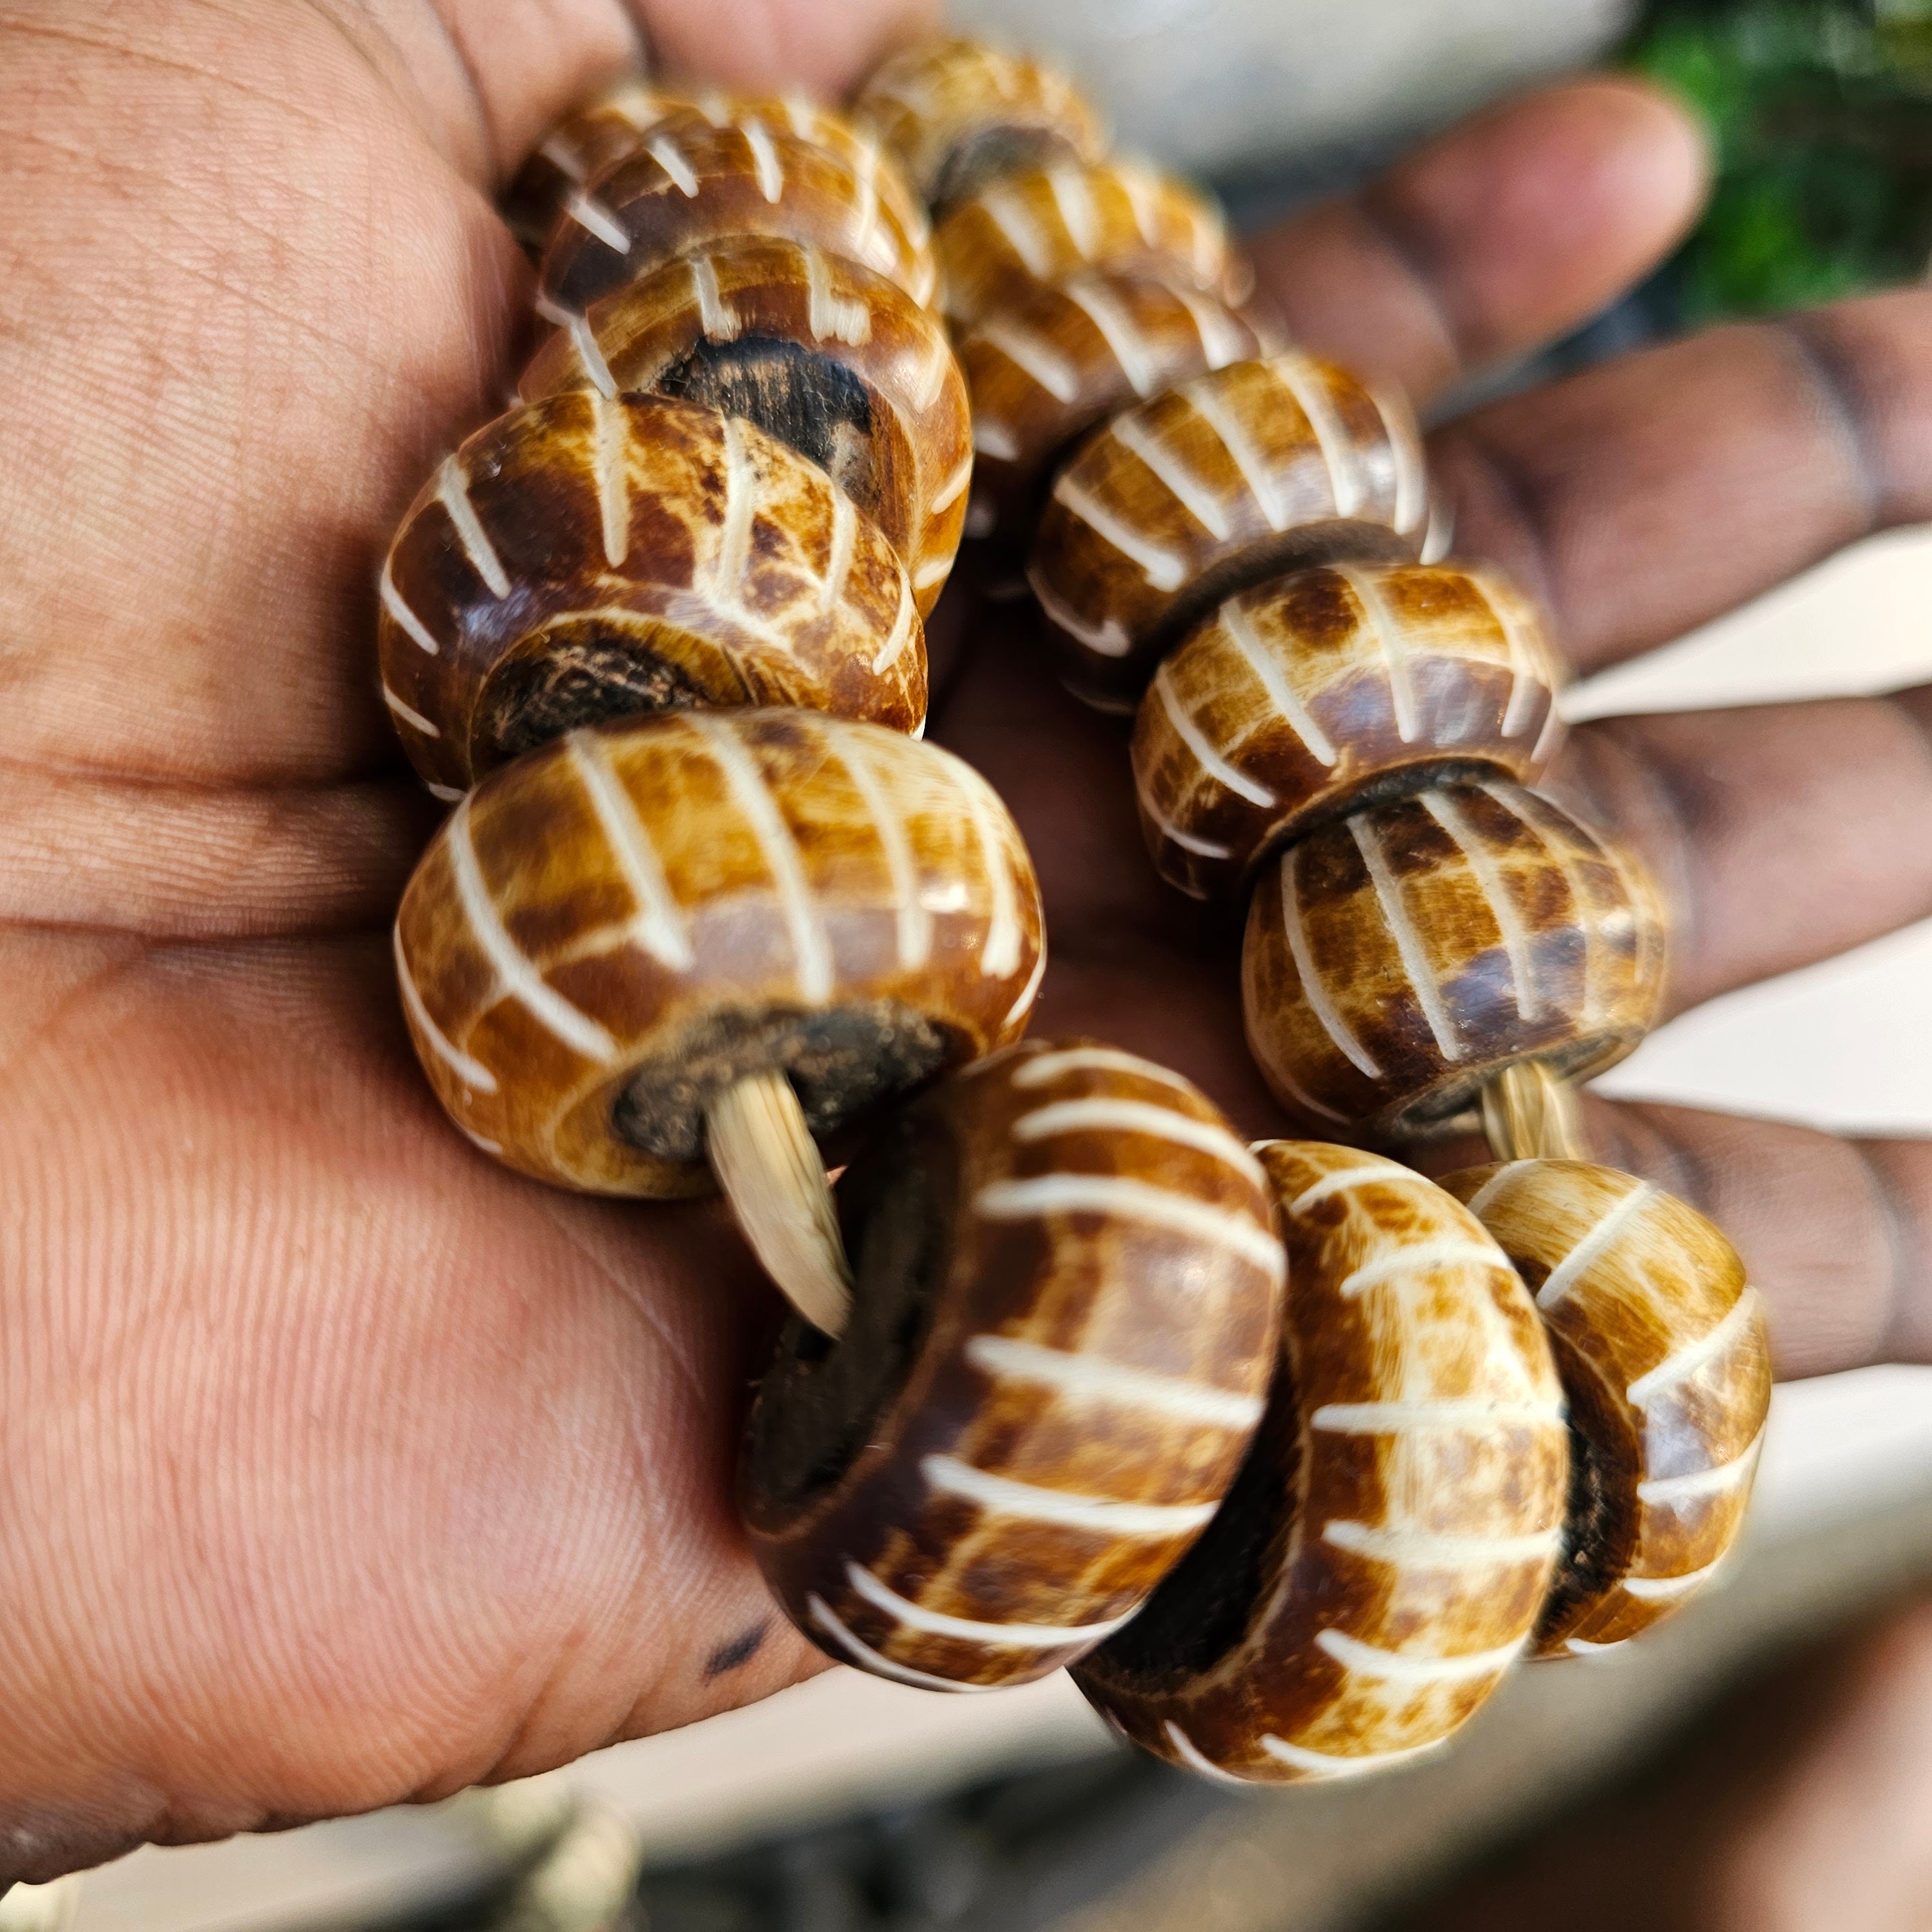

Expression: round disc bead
xmin=1027 ymin=353 xmax=1429 ymax=711
xmin=1076 ymin=1142 xmax=1567 ymax=1783
xmin=1242 ymin=781 xmax=1668 ymax=1138
xmin=933 ymin=159 xmax=1242 ymax=329
xmin=1441 ymin=1159 xmax=1773 ymax=1657
xmin=855 ymin=38 xmax=1108 ymax=213
xmin=1133 ymin=564 xmax=1566 ymax=901
xmin=502 ymin=77 xmax=681 ymax=258
xmin=539 ymin=105 xmax=936 ymax=318
xmin=955 ymin=267 xmax=1280 ymax=544
xmin=393 ymin=709 xmax=1044 ymax=1197
xmin=741 ymin=1039 xmax=1285 ymax=1691
xmin=519 ymin=235 xmax=972 ymax=615
xmin=377 ymin=393 xmax=924 ymax=794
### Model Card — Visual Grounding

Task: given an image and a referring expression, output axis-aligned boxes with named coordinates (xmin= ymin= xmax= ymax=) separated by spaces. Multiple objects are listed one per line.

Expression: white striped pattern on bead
xmin=921 ymin=1455 xmax=1220 ymax=1537
xmin=974 ymin=1174 xmax=1283 ymax=1277
xmin=964 ymin=1335 xmax=1266 ymax=1430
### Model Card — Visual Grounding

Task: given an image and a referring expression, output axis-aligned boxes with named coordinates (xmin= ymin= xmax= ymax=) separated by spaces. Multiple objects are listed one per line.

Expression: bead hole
xmin=1537 ymin=1339 xmax=1640 ymax=1644
xmin=741 ymin=1112 xmax=957 ymax=1514
xmin=1087 ymin=1373 xmax=1299 ymax=1688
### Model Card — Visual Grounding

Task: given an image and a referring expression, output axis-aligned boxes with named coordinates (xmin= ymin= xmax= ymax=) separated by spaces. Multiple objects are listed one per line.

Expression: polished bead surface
xmin=1441 ymin=1158 xmax=1773 ymax=1657
xmin=743 ymin=1038 xmax=1285 ymax=1691
xmin=954 ymin=267 xmax=1279 ymax=544
xmin=934 ymin=158 xmax=1242 ymax=329
xmin=519 ymin=235 xmax=972 ymax=615
xmin=502 ymin=76 xmax=684 ymax=258
xmin=539 ymin=105 xmax=936 ymax=318
xmin=855 ymin=37 xmax=1109 ymax=212
xmin=1027 ymin=353 xmax=1428 ymax=710
xmin=393 ymin=710 xmax=1044 ymax=1197
xmin=377 ymin=393 xmax=924 ymax=794
xmin=1077 ymin=1141 xmax=1567 ymax=1782
xmin=1132 ymin=564 xmax=1566 ymax=900
xmin=1242 ymin=781 xmax=1668 ymax=1139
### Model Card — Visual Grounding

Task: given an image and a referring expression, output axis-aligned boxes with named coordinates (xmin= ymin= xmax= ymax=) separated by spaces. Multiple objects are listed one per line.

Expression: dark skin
xmin=1 ymin=0 xmax=1927 ymax=1882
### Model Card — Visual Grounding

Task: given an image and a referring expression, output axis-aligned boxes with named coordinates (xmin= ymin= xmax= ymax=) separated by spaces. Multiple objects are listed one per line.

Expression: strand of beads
xmin=384 ymin=79 xmax=996 ymax=1329
xmin=380 ymin=68 xmax=1296 ymax=1683
xmin=849 ymin=36 xmax=1773 ymax=1781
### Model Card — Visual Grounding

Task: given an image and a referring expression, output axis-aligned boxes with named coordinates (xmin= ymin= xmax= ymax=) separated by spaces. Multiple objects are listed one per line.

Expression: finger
xmin=1552 ymin=685 xmax=1932 ymax=1018
xmin=0 ymin=772 xmax=433 ymax=940
xmin=417 ymin=0 xmax=644 ymax=183
xmin=1434 ymin=287 xmax=1932 ymax=674
xmin=641 ymin=0 xmax=940 ymax=98
xmin=1247 ymin=79 xmax=1709 ymax=407
xmin=1585 ymin=1100 xmax=1932 ymax=1383
xmin=1419 ymin=1098 xmax=1932 ymax=1382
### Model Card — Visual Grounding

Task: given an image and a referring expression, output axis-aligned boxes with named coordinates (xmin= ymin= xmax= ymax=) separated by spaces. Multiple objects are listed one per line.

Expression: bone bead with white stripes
xmin=1242 ymin=782 xmax=1667 ymax=1140
xmin=1077 ymin=1142 xmax=1566 ymax=1782
xmin=741 ymin=1038 xmax=1284 ymax=1690
xmin=502 ymin=77 xmax=682 ymax=258
xmin=1133 ymin=564 xmax=1567 ymax=901
xmin=1027 ymin=354 xmax=1428 ymax=711
xmin=854 ymin=38 xmax=1108 ymax=214
xmin=954 ymin=268 xmax=1281 ymax=544
xmin=519 ymin=236 xmax=971 ymax=617
xmin=376 ymin=393 xmax=923 ymax=794
xmin=508 ymin=86 xmax=929 ymax=268
xmin=393 ymin=709 xmax=1043 ymax=1197
xmin=539 ymin=105 xmax=936 ymax=319
xmin=1441 ymin=1159 xmax=1772 ymax=1657
xmin=934 ymin=159 xmax=1244 ymax=331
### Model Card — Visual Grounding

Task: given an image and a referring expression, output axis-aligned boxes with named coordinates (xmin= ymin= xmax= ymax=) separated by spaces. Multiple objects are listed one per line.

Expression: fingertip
xmin=1368 ymin=74 xmax=1712 ymax=347
xmin=643 ymin=0 xmax=944 ymax=98
xmin=1508 ymin=74 xmax=1713 ymax=262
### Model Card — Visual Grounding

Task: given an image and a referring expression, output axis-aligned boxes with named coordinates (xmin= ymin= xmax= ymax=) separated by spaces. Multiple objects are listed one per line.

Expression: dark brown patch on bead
xmin=748 ymin=1109 xmax=958 ymax=1513
xmin=1153 ymin=525 xmax=1417 ymax=667
xmin=613 ymin=1002 xmax=953 ymax=1163
xmin=1538 ymin=1363 xmax=1638 ymax=1643
xmin=478 ymin=628 xmax=710 ymax=766
xmin=1100 ymin=1377 xmax=1300 ymax=1685
xmin=656 ymin=336 xmax=876 ymax=504
xmin=930 ymin=125 xmax=1085 ymax=215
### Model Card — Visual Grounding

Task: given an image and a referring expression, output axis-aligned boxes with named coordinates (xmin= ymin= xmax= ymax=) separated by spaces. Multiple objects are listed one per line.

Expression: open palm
xmin=3 ymin=0 xmax=1928 ymax=1880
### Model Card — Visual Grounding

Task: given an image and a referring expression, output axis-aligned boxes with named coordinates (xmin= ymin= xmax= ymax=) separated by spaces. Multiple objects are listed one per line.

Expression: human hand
xmin=0 ymin=0 xmax=1900 ymax=1880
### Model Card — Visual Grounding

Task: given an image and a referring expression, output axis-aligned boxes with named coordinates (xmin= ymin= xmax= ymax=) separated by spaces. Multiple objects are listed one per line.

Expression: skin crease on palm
xmin=4 ymin=0 xmax=1932 ymax=1884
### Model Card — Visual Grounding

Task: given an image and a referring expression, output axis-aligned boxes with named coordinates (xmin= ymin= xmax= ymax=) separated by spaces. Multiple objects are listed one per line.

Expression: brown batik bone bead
xmin=519 ymin=235 xmax=972 ymax=616
xmin=1132 ymin=563 xmax=1567 ymax=901
xmin=508 ymin=83 xmax=930 ymax=269
xmin=1242 ymin=779 xmax=1668 ymax=1140
xmin=854 ymin=37 xmax=1108 ymax=216
xmin=955 ymin=266 xmax=1281 ymax=545
xmin=1077 ymin=1142 xmax=1567 ymax=1782
xmin=378 ymin=393 xmax=925 ymax=797
xmin=1443 ymin=1157 xmax=1773 ymax=1657
xmin=503 ymin=76 xmax=679 ymax=259
xmin=1028 ymin=352 xmax=1430 ymax=711
xmin=540 ymin=103 xmax=936 ymax=320
xmin=742 ymin=1040 xmax=1284 ymax=1690
xmin=934 ymin=158 xmax=1246 ymax=332
xmin=393 ymin=708 xmax=1045 ymax=1331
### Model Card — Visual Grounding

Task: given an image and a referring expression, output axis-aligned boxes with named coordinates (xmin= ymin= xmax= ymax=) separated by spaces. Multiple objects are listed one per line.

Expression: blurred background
xmin=13 ymin=0 xmax=1932 ymax=1926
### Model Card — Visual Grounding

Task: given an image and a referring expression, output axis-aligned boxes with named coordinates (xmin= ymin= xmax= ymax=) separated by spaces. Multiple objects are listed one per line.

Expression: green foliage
xmin=1629 ymin=0 xmax=1932 ymax=321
